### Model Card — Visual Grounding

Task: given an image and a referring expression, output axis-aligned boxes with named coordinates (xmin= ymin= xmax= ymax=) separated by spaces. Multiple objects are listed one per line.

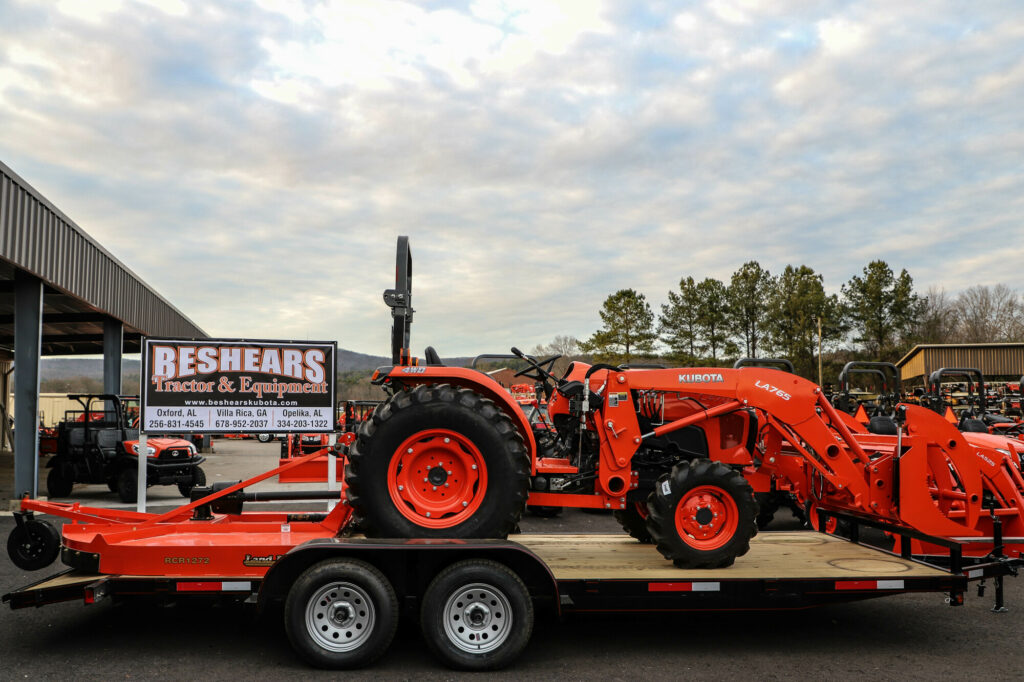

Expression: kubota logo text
xmin=755 ymin=380 xmax=791 ymax=401
xmin=678 ymin=373 xmax=724 ymax=384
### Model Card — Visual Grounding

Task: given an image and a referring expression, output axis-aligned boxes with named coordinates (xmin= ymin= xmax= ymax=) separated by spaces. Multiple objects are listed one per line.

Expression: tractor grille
xmin=161 ymin=448 xmax=192 ymax=460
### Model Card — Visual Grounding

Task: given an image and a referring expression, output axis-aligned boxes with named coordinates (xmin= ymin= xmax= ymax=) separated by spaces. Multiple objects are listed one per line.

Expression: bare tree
xmin=911 ymin=287 xmax=958 ymax=344
xmin=953 ymin=284 xmax=1024 ymax=342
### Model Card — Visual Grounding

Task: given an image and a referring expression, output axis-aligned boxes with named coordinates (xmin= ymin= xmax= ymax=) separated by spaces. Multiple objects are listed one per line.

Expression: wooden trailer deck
xmin=519 ymin=532 xmax=947 ymax=580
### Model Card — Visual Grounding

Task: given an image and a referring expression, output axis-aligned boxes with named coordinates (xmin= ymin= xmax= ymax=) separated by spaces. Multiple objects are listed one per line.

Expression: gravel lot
xmin=2 ymin=440 xmax=1022 ymax=680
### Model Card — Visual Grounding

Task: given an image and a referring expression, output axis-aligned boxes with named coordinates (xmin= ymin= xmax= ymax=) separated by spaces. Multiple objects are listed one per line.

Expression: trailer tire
xmin=117 ymin=467 xmax=138 ymax=503
xmin=420 ymin=559 xmax=533 ymax=671
xmin=613 ymin=502 xmax=653 ymax=543
xmin=647 ymin=459 xmax=757 ymax=569
xmin=257 ymin=433 xmax=273 ymax=443
xmin=178 ymin=466 xmax=206 ymax=497
xmin=346 ymin=384 xmax=529 ymax=539
xmin=285 ymin=558 xmax=398 ymax=669
xmin=7 ymin=518 xmax=61 ymax=571
xmin=46 ymin=467 xmax=73 ymax=498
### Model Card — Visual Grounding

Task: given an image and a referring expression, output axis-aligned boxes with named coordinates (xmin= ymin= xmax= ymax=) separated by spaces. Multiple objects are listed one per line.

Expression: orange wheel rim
xmin=674 ymin=485 xmax=739 ymax=551
xmin=387 ymin=429 xmax=487 ymax=529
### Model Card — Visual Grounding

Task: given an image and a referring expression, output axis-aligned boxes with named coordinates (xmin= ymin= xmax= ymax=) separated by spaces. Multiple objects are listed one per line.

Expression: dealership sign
xmin=141 ymin=338 xmax=337 ymax=434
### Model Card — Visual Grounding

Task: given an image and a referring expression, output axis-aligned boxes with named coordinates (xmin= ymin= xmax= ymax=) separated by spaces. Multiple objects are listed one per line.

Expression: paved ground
xmin=1 ymin=440 xmax=1022 ymax=679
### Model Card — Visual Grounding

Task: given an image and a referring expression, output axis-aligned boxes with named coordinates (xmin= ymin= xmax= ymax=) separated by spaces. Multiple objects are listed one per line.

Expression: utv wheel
xmin=346 ymin=384 xmax=530 ymax=539
xmin=420 ymin=559 xmax=532 ymax=671
xmin=613 ymin=502 xmax=653 ymax=543
xmin=647 ymin=459 xmax=757 ymax=568
xmin=178 ymin=466 xmax=207 ymax=497
xmin=7 ymin=519 xmax=61 ymax=571
xmin=257 ymin=433 xmax=273 ymax=443
xmin=285 ymin=559 xmax=398 ymax=669
xmin=46 ymin=467 xmax=73 ymax=498
xmin=117 ymin=468 xmax=139 ymax=503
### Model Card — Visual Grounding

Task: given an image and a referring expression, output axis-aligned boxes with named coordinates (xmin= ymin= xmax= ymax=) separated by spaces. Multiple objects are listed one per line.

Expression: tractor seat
xmin=960 ymin=418 xmax=988 ymax=433
xmin=424 ymin=346 xmax=444 ymax=366
xmin=867 ymin=415 xmax=898 ymax=435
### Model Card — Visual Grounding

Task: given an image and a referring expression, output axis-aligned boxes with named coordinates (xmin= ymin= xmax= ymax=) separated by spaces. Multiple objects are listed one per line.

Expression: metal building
xmin=896 ymin=343 xmax=1024 ymax=387
xmin=1 ymin=159 xmax=206 ymax=504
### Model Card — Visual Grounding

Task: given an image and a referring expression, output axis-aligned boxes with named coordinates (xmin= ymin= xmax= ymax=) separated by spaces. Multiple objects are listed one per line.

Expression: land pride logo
xmin=678 ymin=372 xmax=724 ymax=384
xmin=243 ymin=553 xmax=286 ymax=567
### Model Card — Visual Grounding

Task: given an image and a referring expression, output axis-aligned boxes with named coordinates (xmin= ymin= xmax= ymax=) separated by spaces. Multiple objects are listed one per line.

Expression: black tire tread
xmin=613 ymin=503 xmax=653 ymax=543
xmin=345 ymin=384 xmax=530 ymax=539
xmin=646 ymin=459 xmax=757 ymax=569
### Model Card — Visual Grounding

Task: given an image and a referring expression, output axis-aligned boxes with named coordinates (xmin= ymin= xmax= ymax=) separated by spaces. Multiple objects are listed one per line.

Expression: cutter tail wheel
xmin=345 ymin=384 xmax=529 ymax=539
xmin=117 ymin=467 xmax=139 ymax=503
xmin=419 ymin=559 xmax=533 ymax=671
xmin=613 ymin=501 xmax=653 ymax=543
xmin=285 ymin=559 xmax=399 ymax=669
xmin=7 ymin=518 xmax=61 ymax=571
xmin=647 ymin=459 xmax=757 ymax=568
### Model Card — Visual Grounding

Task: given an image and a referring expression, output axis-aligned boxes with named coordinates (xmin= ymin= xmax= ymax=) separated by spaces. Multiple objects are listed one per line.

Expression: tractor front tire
xmin=46 ymin=467 xmax=73 ymax=498
xmin=178 ymin=466 xmax=207 ymax=498
xmin=117 ymin=468 xmax=139 ymax=504
xmin=346 ymin=384 xmax=529 ymax=539
xmin=647 ymin=459 xmax=757 ymax=569
xmin=613 ymin=502 xmax=653 ymax=543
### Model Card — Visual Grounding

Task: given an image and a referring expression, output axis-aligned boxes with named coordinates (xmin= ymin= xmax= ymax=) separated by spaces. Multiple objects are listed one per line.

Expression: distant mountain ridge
xmin=39 ymin=350 xmax=481 ymax=378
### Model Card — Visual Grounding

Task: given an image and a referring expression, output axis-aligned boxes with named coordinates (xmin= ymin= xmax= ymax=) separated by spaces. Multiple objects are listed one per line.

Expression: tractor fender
xmin=382 ymin=366 xmax=539 ymax=471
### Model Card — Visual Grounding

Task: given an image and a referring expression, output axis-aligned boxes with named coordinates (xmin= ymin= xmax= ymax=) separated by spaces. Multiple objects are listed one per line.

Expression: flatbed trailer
xmin=4 ymin=524 xmax=1019 ymax=671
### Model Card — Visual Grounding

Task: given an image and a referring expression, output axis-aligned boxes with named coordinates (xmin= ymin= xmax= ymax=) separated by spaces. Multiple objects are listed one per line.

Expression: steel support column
xmin=103 ymin=317 xmax=123 ymax=396
xmin=13 ymin=271 xmax=43 ymax=499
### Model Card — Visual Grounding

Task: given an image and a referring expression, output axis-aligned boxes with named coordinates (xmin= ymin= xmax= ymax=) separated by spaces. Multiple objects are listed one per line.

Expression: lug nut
xmin=426 ymin=512 xmax=431 ymax=517
xmin=407 ymin=448 xmax=413 ymax=453
xmin=432 ymin=486 xmax=437 ymax=491
xmin=462 ymin=501 xmax=468 ymax=507
xmin=444 ymin=438 xmax=450 ymax=443
xmin=398 ymin=485 xmax=404 ymax=491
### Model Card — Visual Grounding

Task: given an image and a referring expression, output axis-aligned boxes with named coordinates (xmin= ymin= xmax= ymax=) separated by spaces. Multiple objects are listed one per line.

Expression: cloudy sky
xmin=2 ymin=0 xmax=1023 ymax=358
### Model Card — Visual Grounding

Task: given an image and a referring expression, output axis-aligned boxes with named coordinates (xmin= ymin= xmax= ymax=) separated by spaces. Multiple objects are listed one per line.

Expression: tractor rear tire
xmin=613 ymin=502 xmax=653 ymax=543
xmin=117 ymin=468 xmax=139 ymax=504
xmin=7 ymin=518 xmax=61 ymax=571
xmin=345 ymin=384 xmax=529 ymax=539
xmin=178 ymin=466 xmax=207 ymax=497
xmin=647 ymin=459 xmax=757 ymax=569
xmin=285 ymin=558 xmax=399 ymax=669
xmin=46 ymin=467 xmax=73 ymax=498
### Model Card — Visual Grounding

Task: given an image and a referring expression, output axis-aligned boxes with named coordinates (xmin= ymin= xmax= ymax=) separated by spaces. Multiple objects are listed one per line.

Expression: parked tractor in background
xmin=43 ymin=394 xmax=206 ymax=503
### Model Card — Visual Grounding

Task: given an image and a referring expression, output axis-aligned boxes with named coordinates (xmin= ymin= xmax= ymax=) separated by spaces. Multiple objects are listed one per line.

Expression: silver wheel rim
xmin=442 ymin=582 xmax=513 ymax=653
xmin=305 ymin=581 xmax=375 ymax=652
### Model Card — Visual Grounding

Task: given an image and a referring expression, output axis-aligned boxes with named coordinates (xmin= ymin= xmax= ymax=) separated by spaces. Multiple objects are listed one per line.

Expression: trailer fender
xmin=258 ymin=537 xmax=559 ymax=617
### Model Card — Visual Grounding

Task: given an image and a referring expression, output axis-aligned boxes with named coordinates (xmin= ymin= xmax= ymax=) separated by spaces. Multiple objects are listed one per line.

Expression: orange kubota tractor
xmin=345 ymin=237 xmax=1024 ymax=569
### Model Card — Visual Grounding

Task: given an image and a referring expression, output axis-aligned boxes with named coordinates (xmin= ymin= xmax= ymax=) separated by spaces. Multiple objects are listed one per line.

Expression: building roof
xmin=0 ymin=159 xmax=206 ymax=355
xmin=896 ymin=343 xmax=1024 ymax=382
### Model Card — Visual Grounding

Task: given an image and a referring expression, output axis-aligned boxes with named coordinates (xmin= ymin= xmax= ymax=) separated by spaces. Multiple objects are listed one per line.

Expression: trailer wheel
xmin=420 ymin=559 xmax=532 ymax=671
xmin=46 ymin=467 xmax=73 ymax=498
xmin=117 ymin=468 xmax=138 ymax=503
xmin=285 ymin=559 xmax=398 ymax=669
xmin=346 ymin=384 xmax=529 ymax=539
xmin=178 ymin=466 xmax=206 ymax=498
xmin=257 ymin=433 xmax=273 ymax=443
xmin=7 ymin=518 xmax=61 ymax=571
xmin=613 ymin=502 xmax=653 ymax=543
xmin=647 ymin=459 xmax=757 ymax=568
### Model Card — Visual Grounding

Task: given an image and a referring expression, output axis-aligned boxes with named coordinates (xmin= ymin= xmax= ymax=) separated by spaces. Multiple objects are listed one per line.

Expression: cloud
xmin=1 ymin=0 xmax=1023 ymax=357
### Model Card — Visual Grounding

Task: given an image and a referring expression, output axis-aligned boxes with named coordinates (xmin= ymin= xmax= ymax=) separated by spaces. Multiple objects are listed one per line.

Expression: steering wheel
xmin=514 ymin=354 xmax=561 ymax=382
